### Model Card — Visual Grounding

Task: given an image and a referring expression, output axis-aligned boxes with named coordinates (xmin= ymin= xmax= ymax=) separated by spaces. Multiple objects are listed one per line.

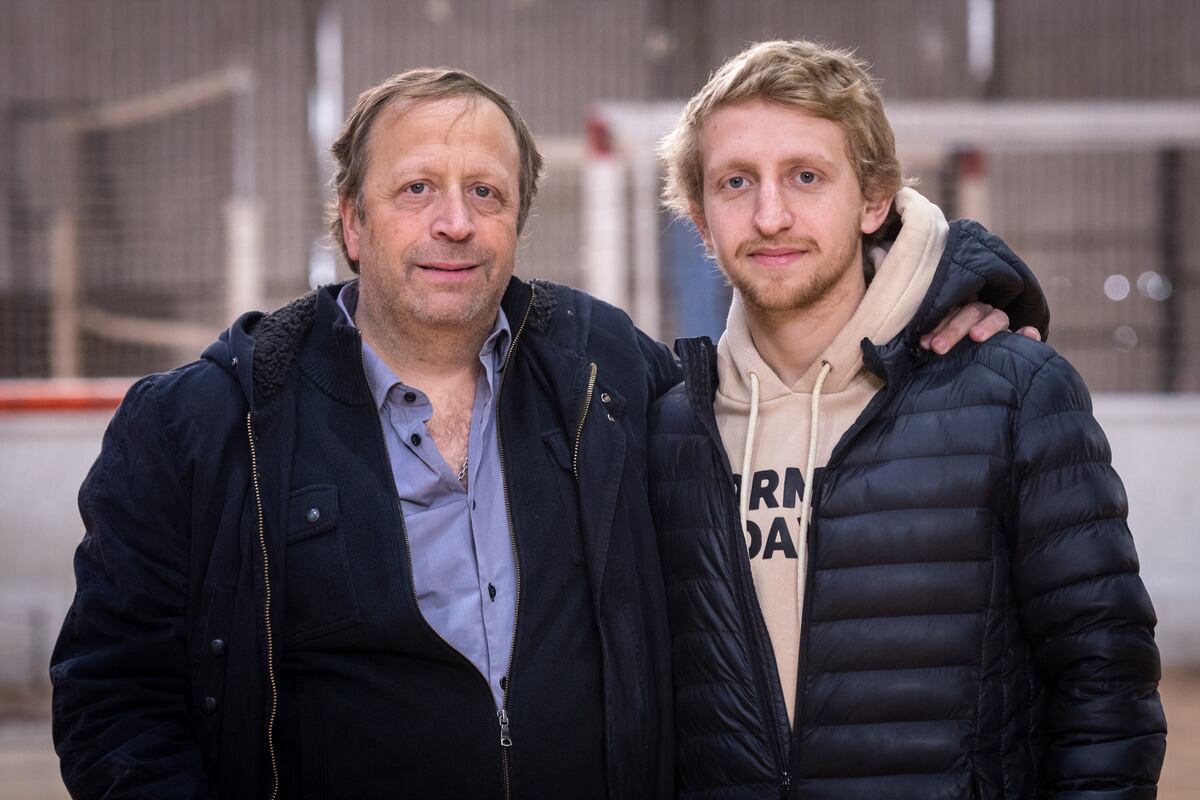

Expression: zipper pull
xmin=780 ymin=771 xmax=791 ymax=797
xmin=497 ymin=708 xmax=513 ymax=747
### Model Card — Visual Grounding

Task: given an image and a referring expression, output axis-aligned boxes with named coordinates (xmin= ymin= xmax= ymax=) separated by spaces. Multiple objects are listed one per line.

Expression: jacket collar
xmin=202 ymin=275 xmax=549 ymax=411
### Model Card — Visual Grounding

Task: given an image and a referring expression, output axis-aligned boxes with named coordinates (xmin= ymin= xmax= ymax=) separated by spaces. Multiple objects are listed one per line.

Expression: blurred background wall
xmin=1 ymin=2 xmax=1198 ymax=792
xmin=2 ymin=0 xmax=1198 ymax=387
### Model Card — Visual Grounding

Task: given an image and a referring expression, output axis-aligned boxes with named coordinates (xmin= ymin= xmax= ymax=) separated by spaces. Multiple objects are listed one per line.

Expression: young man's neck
xmin=742 ymin=270 xmax=867 ymax=387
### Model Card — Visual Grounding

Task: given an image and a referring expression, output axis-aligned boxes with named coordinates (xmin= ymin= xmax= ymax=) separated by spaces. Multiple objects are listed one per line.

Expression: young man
xmin=51 ymin=66 xmax=1031 ymax=798
xmin=650 ymin=41 xmax=1165 ymax=798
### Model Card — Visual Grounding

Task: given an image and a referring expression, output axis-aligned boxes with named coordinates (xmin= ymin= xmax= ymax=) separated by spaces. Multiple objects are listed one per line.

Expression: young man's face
xmin=341 ymin=95 xmax=521 ymax=329
xmin=691 ymin=99 xmax=890 ymax=316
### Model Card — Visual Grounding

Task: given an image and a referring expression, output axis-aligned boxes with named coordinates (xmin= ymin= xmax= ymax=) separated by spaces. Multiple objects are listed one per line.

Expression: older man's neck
xmin=356 ymin=300 xmax=496 ymax=385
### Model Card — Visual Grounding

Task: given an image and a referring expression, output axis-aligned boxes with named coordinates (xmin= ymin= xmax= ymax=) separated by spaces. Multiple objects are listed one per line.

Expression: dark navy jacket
xmin=51 ymin=277 xmax=679 ymax=799
xmin=648 ymin=222 xmax=1166 ymax=799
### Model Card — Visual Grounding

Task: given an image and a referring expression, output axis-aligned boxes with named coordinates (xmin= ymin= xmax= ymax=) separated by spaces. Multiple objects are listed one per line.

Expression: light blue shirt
xmin=338 ymin=282 xmax=515 ymax=709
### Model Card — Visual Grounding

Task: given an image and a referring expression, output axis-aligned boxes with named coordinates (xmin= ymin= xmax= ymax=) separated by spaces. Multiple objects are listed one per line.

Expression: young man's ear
xmin=860 ymin=191 xmax=894 ymax=236
xmin=689 ymin=205 xmax=714 ymax=254
xmin=339 ymin=194 xmax=363 ymax=263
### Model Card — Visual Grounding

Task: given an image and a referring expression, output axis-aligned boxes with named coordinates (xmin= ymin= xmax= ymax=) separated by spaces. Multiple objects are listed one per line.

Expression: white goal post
xmin=49 ymin=67 xmax=260 ymax=377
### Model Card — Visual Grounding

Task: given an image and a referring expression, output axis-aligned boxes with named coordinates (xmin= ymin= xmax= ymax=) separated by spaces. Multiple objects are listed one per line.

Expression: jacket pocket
xmin=542 ymin=429 xmax=585 ymax=564
xmin=284 ymin=484 xmax=362 ymax=643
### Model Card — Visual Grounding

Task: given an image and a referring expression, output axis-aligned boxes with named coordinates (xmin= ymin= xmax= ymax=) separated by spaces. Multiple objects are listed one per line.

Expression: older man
xmin=51 ymin=67 xmax=1035 ymax=798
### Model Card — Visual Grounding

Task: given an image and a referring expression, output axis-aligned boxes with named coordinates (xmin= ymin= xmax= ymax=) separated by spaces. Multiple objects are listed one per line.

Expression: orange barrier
xmin=0 ymin=379 xmax=133 ymax=412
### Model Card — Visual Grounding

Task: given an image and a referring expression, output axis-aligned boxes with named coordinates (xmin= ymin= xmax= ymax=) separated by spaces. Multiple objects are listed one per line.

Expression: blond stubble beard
xmin=720 ymin=214 xmax=865 ymax=315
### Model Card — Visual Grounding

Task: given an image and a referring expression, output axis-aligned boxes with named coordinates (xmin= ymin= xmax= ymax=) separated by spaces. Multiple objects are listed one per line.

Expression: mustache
xmin=405 ymin=243 xmax=494 ymax=266
xmin=735 ymin=236 xmax=821 ymax=259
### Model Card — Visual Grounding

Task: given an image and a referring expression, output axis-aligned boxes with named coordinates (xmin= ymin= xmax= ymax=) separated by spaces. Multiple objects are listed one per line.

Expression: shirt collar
xmin=336 ymin=280 xmax=511 ymax=411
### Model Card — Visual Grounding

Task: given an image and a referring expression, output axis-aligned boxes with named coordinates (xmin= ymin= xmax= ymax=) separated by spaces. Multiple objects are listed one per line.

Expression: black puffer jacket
xmin=648 ymin=221 xmax=1166 ymax=799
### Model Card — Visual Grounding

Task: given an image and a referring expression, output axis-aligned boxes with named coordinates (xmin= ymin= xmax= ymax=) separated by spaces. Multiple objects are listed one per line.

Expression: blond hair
xmin=329 ymin=68 xmax=543 ymax=272
xmin=659 ymin=40 xmax=903 ymax=219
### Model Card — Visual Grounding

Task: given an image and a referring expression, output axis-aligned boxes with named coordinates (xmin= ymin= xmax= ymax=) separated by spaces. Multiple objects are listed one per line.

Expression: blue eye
xmin=797 ymin=171 xmax=817 ymax=184
xmin=407 ymin=182 xmax=426 ymax=194
xmin=473 ymin=185 xmax=493 ymax=198
xmin=726 ymin=176 xmax=746 ymax=189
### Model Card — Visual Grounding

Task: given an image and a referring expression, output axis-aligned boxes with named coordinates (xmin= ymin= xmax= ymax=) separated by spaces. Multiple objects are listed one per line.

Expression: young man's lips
xmin=749 ymin=249 xmax=807 ymax=265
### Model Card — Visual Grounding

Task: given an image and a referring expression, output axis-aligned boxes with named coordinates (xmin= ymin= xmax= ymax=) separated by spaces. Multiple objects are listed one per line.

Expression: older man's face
xmin=342 ymin=95 xmax=521 ymax=330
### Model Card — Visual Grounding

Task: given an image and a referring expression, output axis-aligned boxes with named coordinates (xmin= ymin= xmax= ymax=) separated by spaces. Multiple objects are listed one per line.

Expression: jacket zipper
xmin=353 ymin=287 xmax=535 ymax=800
xmin=693 ymin=338 xmax=790 ymax=796
xmin=246 ymin=413 xmax=280 ymax=800
xmin=784 ymin=490 xmax=821 ymax=800
xmin=495 ymin=286 xmax=534 ymax=800
xmin=572 ymin=361 xmax=598 ymax=480
xmin=727 ymin=479 xmax=792 ymax=797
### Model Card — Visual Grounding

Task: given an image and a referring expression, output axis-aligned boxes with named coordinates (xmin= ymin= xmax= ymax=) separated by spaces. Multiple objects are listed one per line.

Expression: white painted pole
xmin=581 ymin=156 xmax=629 ymax=310
xmin=630 ymin=147 xmax=661 ymax=339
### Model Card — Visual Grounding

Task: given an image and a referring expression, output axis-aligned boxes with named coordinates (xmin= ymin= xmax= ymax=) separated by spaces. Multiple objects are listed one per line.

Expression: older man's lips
xmin=419 ymin=262 xmax=477 ymax=271
xmin=417 ymin=262 xmax=480 ymax=282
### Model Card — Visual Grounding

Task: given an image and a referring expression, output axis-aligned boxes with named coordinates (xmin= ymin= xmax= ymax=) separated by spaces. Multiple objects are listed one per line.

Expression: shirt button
xmin=472 ymin=499 xmax=477 ymax=510
xmin=306 ymin=508 xmax=320 ymax=524
xmin=488 ymin=583 xmax=496 ymax=601
xmin=410 ymin=433 xmax=422 ymax=446
xmin=403 ymin=391 xmax=417 ymax=403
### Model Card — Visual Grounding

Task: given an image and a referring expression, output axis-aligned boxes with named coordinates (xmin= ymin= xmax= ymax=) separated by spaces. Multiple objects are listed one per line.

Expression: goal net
xmin=6 ymin=68 xmax=262 ymax=380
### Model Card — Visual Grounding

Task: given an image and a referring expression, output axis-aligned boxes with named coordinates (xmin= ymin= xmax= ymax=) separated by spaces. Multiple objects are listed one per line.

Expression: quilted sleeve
xmin=1012 ymin=352 xmax=1167 ymax=798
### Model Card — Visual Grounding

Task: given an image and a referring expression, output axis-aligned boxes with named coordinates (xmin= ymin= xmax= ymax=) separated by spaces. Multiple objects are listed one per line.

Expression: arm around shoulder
xmin=1011 ymin=351 xmax=1166 ymax=797
xmin=51 ymin=376 xmax=219 ymax=799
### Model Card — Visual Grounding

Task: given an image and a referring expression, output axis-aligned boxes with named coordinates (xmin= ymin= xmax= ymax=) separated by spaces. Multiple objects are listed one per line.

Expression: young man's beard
xmin=723 ymin=223 xmax=865 ymax=315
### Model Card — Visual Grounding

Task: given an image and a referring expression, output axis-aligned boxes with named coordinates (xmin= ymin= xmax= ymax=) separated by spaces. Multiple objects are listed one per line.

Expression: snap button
xmin=209 ymin=638 xmax=227 ymax=657
xmin=306 ymin=507 xmax=320 ymax=524
xmin=600 ymin=392 xmax=612 ymax=404
xmin=203 ymin=696 xmax=219 ymax=713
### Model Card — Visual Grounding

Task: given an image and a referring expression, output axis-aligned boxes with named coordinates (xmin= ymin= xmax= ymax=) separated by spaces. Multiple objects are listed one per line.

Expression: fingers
xmin=920 ymin=301 xmax=990 ymax=354
xmin=1015 ymin=325 xmax=1042 ymax=342
xmin=968 ymin=307 xmax=1012 ymax=342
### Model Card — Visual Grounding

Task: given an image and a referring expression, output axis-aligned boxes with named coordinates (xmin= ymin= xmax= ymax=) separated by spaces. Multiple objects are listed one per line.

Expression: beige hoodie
xmin=714 ymin=188 xmax=948 ymax=725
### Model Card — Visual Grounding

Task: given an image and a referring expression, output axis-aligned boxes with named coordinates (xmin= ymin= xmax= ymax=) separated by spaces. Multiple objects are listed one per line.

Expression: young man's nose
xmin=752 ymin=184 xmax=794 ymax=237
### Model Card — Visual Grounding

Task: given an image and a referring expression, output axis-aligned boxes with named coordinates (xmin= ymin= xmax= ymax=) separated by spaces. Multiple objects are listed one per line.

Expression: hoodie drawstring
xmin=739 ymin=371 xmax=761 ymax=544
xmin=796 ymin=360 xmax=831 ymax=628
